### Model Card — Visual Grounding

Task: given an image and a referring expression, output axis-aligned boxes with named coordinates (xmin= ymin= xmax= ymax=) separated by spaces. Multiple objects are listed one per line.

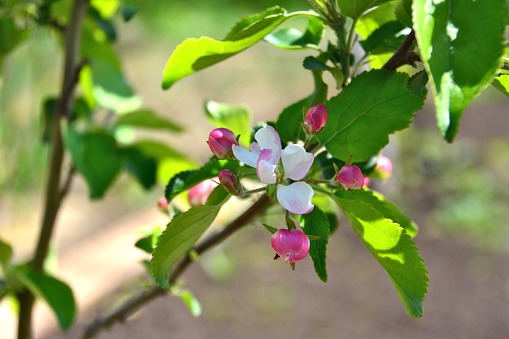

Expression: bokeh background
xmin=1 ymin=0 xmax=509 ymax=338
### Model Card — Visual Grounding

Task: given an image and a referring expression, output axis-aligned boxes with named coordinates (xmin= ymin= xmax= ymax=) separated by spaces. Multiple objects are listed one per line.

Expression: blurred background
xmin=1 ymin=0 xmax=509 ymax=338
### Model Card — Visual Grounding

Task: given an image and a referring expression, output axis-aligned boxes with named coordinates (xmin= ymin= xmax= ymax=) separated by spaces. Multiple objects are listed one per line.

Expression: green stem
xmin=17 ymin=1 xmax=87 ymax=338
xmin=244 ymin=187 xmax=267 ymax=195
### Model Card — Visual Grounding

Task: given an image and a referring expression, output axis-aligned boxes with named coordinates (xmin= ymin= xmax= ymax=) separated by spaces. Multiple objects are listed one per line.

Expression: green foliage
xmin=395 ymin=0 xmax=413 ymax=28
xmin=205 ymin=101 xmax=252 ymax=146
xmin=333 ymin=192 xmax=428 ymax=317
xmin=318 ymin=69 xmax=425 ymax=162
xmin=161 ymin=7 xmax=320 ymax=89
xmin=413 ymin=0 xmax=507 ymax=141
xmin=301 ymin=207 xmax=330 ymax=282
xmin=491 ymin=74 xmax=509 ymax=96
xmin=151 ymin=187 xmax=230 ymax=289
xmin=65 ymin=128 xmax=124 ymax=199
xmin=0 ymin=17 xmax=28 ymax=69
xmin=90 ymin=0 xmax=120 ymax=19
xmin=0 ymin=238 xmax=12 ymax=273
xmin=17 ymin=269 xmax=76 ymax=330
xmin=170 ymin=286 xmax=202 ymax=317
xmin=264 ymin=15 xmax=324 ymax=50
xmin=164 ymin=159 xmax=239 ymax=203
xmin=359 ymin=21 xmax=406 ymax=55
xmin=135 ymin=226 xmax=164 ymax=254
xmin=115 ymin=109 xmax=183 ymax=132
xmin=339 ymin=0 xmax=393 ymax=19
xmin=123 ymin=146 xmax=158 ymax=190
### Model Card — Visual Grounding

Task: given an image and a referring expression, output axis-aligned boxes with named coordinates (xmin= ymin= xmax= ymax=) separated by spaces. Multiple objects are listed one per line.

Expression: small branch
xmin=82 ymin=195 xmax=271 ymax=339
xmin=383 ymin=30 xmax=418 ymax=71
xmin=59 ymin=165 xmax=76 ymax=202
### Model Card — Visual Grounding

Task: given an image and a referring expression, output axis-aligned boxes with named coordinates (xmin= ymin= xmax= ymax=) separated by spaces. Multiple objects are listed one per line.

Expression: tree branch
xmin=383 ymin=30 xmax=420 ymax=71
xmin=82 ymin=194 xmax=271 ymax=339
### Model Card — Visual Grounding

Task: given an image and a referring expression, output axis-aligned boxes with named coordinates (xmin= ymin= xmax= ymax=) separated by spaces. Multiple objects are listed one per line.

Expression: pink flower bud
xmin=218 ymin=169 xmax=243 ymax=196
xmin=375 ymin=155 xmax=392 ymax=178
xmin=363 ymin=177 xmax=371 ymax=188
xmin=271 ymin=229 xmax=310 ymax=264
xmin=336 ymin=165 xmax=364 ymax=190
xmin=305 ymin=104 xmax=328 ymax=134
xmin=157 ymin=197 xmax=168 ymax=211
xmin=208 ymin=128 xmax=238 ymax=159
xmin=188 ymin=178 xmax=218 ymax=206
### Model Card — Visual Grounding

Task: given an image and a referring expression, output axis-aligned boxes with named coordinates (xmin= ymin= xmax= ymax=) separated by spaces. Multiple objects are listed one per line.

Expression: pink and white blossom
xmin=271 ymin=229 xmax=310 ymax=263
xmin=188 ymin=178 xmax=218 ymax=206
xmin=232 ymin=126 xmax=314 ymax=214
xmin=375 ymin=155 xmax=392 ymax=178
xmin=336 ymin=165 xmax=364 ymax=190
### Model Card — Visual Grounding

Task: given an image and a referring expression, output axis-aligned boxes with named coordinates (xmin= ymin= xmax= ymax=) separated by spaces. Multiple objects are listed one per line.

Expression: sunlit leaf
xmin=264 ymin=15 xmax=324 ymax=50
xmin=339 ymin=0 xmax=393 ymax=19
xmin=116 ymin=109 xmax=183 ymax=132
xmin=491 ymin=74 xmax=509 ymax=97
xmin=90 ymin=0 xmax=120 ymax=19
xmin=413 ymin=0 xmax=507 ymax=141
xmin=360 ymin=21 xmax=406 ymax=55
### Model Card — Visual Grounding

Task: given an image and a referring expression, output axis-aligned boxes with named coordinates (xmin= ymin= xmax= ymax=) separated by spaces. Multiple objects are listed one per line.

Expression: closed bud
xmin=188 ymin=178 xmax=218 ymax=206
xmin=375 ymin=155 xmax=392 ymax=179
xmin=218 ymin=169 xmax=243 ymax=196
xmin=336 ymin=165 xmax=364 ymax=190
xmin=157 ymin=197 xmax=169 ymax=213
xmin=304 ymin=104 xmax=328 ymax=134
xmin=208 ymin=128 xmax=238 ymax=159
xmin=271 ymin=229 xmax=310 ymax=263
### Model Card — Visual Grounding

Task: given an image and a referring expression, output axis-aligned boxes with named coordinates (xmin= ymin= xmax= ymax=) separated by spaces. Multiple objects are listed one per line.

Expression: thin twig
xmin=82 ymin=194 xmax=271 ymax=339
xmin=383 ymin=30 xmax=419 ymax=71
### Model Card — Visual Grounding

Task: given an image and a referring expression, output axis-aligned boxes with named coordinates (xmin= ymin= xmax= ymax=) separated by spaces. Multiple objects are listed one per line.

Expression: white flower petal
xmin=232 ymin=144 xmax=258 ymax=168
xmin=276 ymin=182 xmax=314 ymax=215
xmin=251 ymin=142 xmax=262 ymax=154
xmin=257 ymin=149 xmax=277 ymax=184
xmin=255 ymin=126 xmax=281 ymax=164
xmin=281 ymin=144 xmax=314 ymax=181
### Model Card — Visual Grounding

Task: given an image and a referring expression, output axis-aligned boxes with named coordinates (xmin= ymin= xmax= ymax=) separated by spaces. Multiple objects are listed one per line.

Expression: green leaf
xmin=303 ymin=56 xmax=328 ymax=70
xmin=171 ymin=287 xmax=202 ymax=317
xmin=17 ymin=270 xmax=75 ymax=330
xmin=407 ymin=70 xmax=429 ymax=97
xmin=0 ymin=238 xmax=12 ymax=273
xmin=135 ymin=226 xmax=163 ymax=254
xmin=205 ymin=101 xmax=252 ymax=146
xmin=413 ymin=0 xmax=507 ymax=141
xmin=264 ymin=15 xmax=324 ymax=50
xmin=263 ymin=224 xmax=278 ymax=234
xmin=317 ymin=69 xmax=425 ymax=162
xmin=359 ymin=21 xmax=406 ymax=55
xmin=0 ymin=18 xmax=28 ymax=56
xmin=151 ymin=188 xmax=230 ymax=289
xmin=122 ymin=1 xmax=139 ymax=22
xmin=276 ymin=70 xmax=328 ymax=145
xmin=65 ymin=128 xmax=124 ymax=199
xmin=165 ymin=158 xmax=239 ymax=203
xmin=491 ymin=74 xmax=509 ymax=97
xmin=90 ymin=0 xmax=120 ymax=19
xmin=395 ymin=0 xmax=413 ymax=28
xmin=339 ymin=0 xmax=393 ymax=19
xmin=122 ymin=146 xmax=157 ymax=190
xmin=336 ymin=189 xmax=418 ymax=237
xmin=116 ymin=109 xmax=183 ymax=132
xmin=332 ymin=192 xmax=428 ymax=317
xmin=301 ymin=207 xmax=330 ymax=282
xmin=161 ymin=7 xmax=319 ymax=89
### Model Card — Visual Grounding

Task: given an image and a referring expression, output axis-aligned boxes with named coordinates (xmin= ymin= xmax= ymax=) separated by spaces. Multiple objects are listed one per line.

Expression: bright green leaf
xmin=301 ymin=207 xmax=330 ymax=282
xmin=17 ymin=270 xmax=75 ymax=330
xmin=264 ymin=15 xmax=324 ymax=50
xmin=171 ymin=288 xmax=202 ymax=317
xmin=339 ymin=0 xmax=393 ymax=19
xmin=165 ymin=159 xmax=239 ymax=203
xmin=413 ymin=0 xmax=507 ymax=141
xmin=151 ymin=187 xmax=230 ymax=289
xmin=332 ymin=192 xmax=428 ymax=317
xmin=161 ymin=7 xmax=319 ymax=89
xmin=491 ymin=74 xmax=509 ymax=97
xmin=135 ymin=226 xmax=163 ymax=254
xmin=65 ymin=128 xmax=124 ymax=199
xmin=317 ymin=69 xmax=425 ymax=162
xmin=205 ymin=101 xmax=252 ymax=146
xmin=360 ymin=21 xmax=406 ymax=55
xmin=90 ymin=0 xmax=120 ymax=19
xmin=116 ymin=109 xmax=183 ymax=132
xmin=0 ymin=238 xmax=12 ymax=273
xmin=336 ymin=189 xmax=418 ymax=237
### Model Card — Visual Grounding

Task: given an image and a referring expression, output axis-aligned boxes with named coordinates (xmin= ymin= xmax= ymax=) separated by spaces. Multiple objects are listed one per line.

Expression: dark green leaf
xmin=263 ymin=224 xmax=278 ymax=234
xmin=205 ymin=101 xmax=252 ymax=146
xmin=151 ymin=188 xmax=230 ymax=289
xmin=276 ymin=69 xmax=328 ymax=145
xmin=491 ymin=74 xmax=509 ymax=97
xmin=65 ymin=128 xmax=124 ymax=199
xmin=116 ymin=109 xmax=183 ymax=132
xmin=333 ymin=192 xmax=428 ymax=317
xmin=301 ymin=207 xmax=330 ymax=282
xmin=360 ymin=21 xmax=406 ymax=55
xmin=339 ymin=0 xmax=393 ymax=19
xmin=123 ymin=146 xmax=157 ymax=190
xmin=336 ymin=189 xmax=418 ymax=237
xmin=407 ymin=70 xmax=429 ymax=97
xmin=326 ymin=212 xmax=339 ymax=234
xmin=122 ymin=1 xmax=139 ymax=22
xmin=395 ymin=0 xmax=413 ymax=28
xmin=315 ymin=152 xmax=378 ymax=179
xmin=0 ymin=18 xmax=28 ymax=57
xmin=17 ymin=270 xmax=75 ymax=330
xmin=303 ymin=56 xmax=328 ymax=70
xmin=413 ymin=0 xmax=507 ymax=141
xmin=264 ymin=16 xmax=324 ymax=50
xmin=317 ymin=69 xmax=425 ymax=161
xmin=161 ymin=8 xmax=319 ymax=89
xmin=0 ymin=238 xmax=12 ymax=273
xmin=135 ymin=226 xmax=163 ymax=254
xmin=164 ymin=159 xmax=239 ymax=203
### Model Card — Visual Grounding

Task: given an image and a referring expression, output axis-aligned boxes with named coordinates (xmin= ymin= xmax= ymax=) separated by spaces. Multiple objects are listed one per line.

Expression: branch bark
xmin=82 ymin=194 xmax=271 ymax=339
xmin=383 ymin=30 xmax=419 ymax=71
